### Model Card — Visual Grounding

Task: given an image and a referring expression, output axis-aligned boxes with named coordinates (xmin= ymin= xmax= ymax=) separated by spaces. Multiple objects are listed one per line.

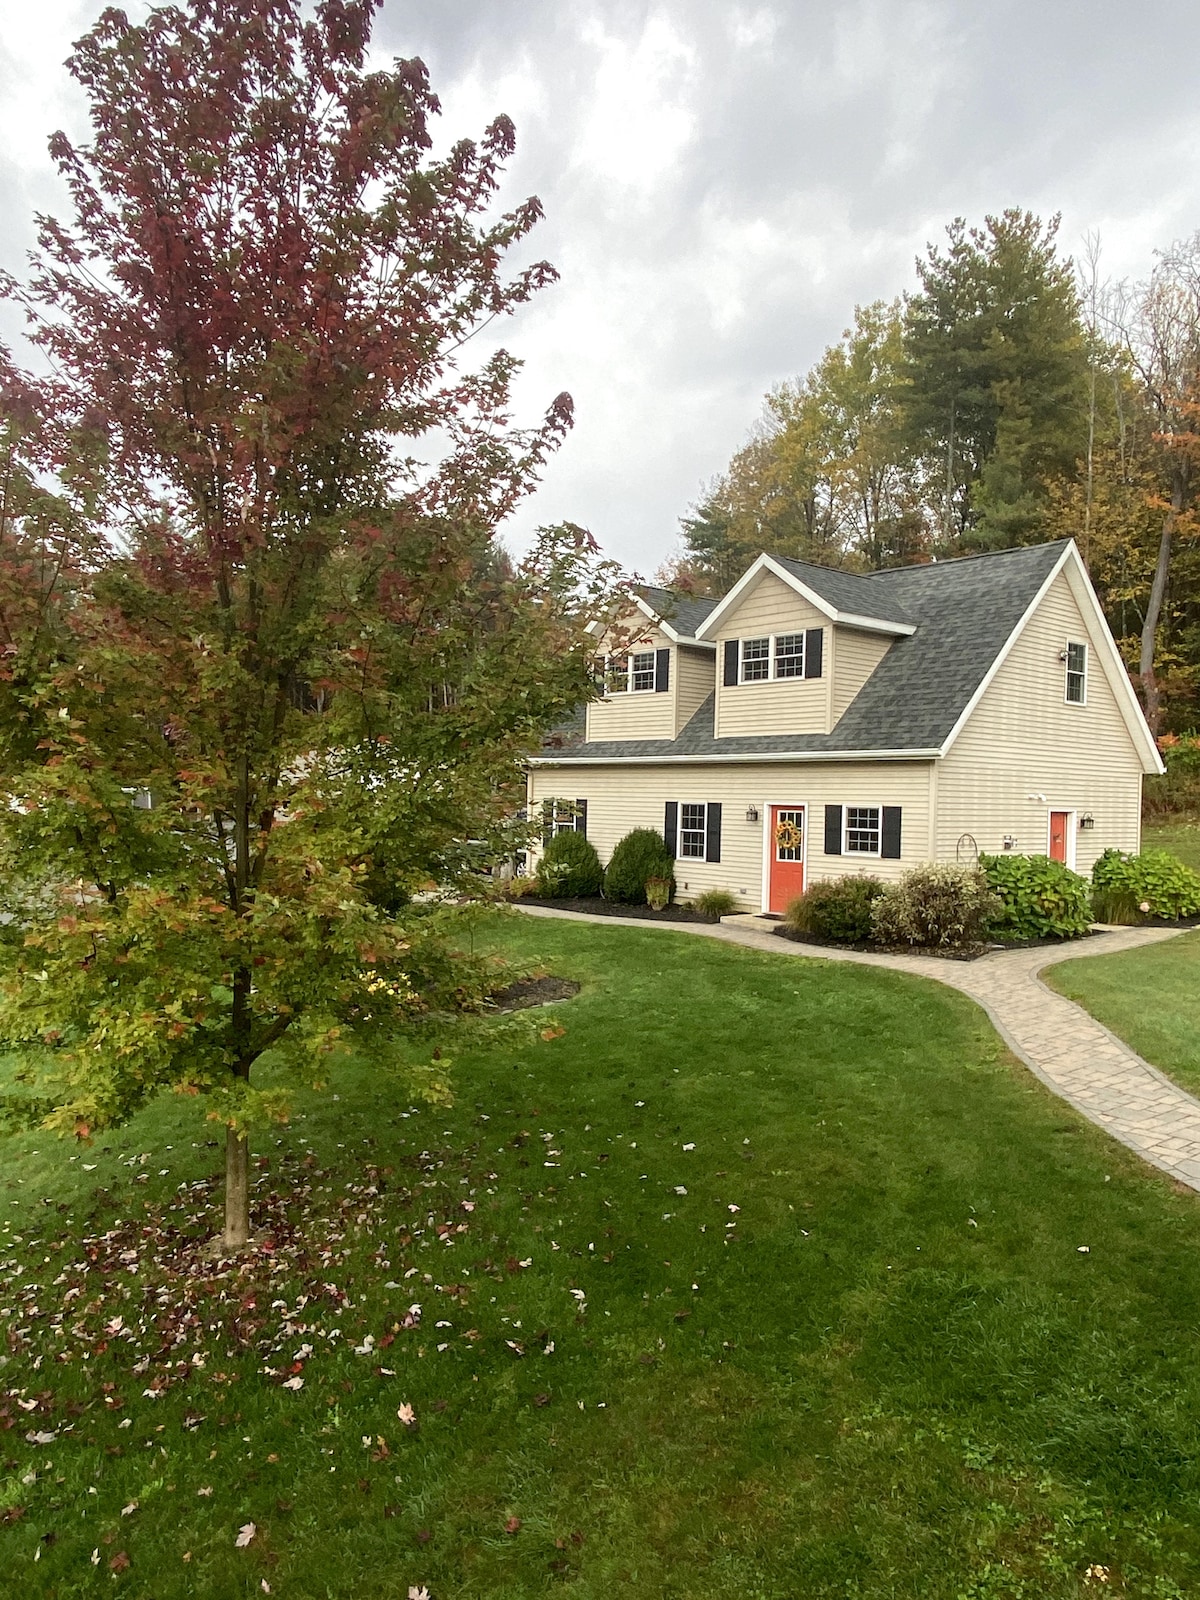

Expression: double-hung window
xmin=773 ymin=633 xmax=805 ymax=678
xmin=1065 ymin=641 xmax=1087 ymax=705
xmin=550 ymin=800 xmax=584 ymax=837
xmin=845 ymin=806 xmax=881 ymax=855
xmin=740 ymin=637 xmax=771 ymax=682
xmin=603 ymin=650 xmax=657 ymax=693
xmin=679 ymin=802 xmax=708 ymax=859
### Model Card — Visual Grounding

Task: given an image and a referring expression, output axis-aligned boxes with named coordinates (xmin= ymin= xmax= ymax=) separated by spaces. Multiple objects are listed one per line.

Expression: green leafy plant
xmin=603 ymin=829 xmax=675 ymax=905
xmin=535 ymin=831 xmax=603 ymax=899
xmin=1144 ymin=733 xmax=1200 ymax=818
xmin=785 ymin=875 xmax=885 ymax=944
xmin=981 ymin=853 xmax=1092 ymax=940
xmin=645 ymin=876 xmax=672 ymax=911
xmin=694 ymin=888 xmax=738 ymax=920
xmin=871 ymin=863 xmax=1001 ymax=949
xmin=1091 ymin=847 xmax=1200 ymax=921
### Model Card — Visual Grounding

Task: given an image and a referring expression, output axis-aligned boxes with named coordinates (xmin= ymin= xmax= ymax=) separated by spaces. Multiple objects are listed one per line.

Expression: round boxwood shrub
xmin=871 ymin=863 xmax=1000 ymax=949
xmin=1091 ymin=847 xmax=1200 ymax=921
xmin=535 ymin=829 xmax=603 ymax=898
xmin=785 ymin=875 xmax=885 ymax=944
xmin=603 ymin=828 xmax=675 ymax=904
xmin=981 ymin=852 xmax=1092 ymax=940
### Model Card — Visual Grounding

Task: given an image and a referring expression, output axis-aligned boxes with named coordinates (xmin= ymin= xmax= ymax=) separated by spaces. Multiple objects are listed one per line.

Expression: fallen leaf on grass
xmin=408 ymin=1587 xmax=430 ymax=1600
xmin=235 ymin=1522 xmax=257 ymax=1548
xmin=109 ymin=1551 xmax=130 ymax=1572
xmin=397 ymin=1402 xmax=416 ymax=1427
xmin=281 ymin=1376 xmax=304 ymax=1391
xmin=120 ymin=1501 xmax=138 ymax=1517
xmin=504 ymin=1516 xmax=522 ymax=1533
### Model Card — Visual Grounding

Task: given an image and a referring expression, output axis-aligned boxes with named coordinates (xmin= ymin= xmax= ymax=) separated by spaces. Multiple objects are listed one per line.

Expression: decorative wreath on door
xmin=774 ymin=818 xmax=803 ymax=852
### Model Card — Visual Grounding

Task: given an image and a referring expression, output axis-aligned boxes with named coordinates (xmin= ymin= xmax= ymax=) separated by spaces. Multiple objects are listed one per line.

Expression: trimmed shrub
xmin=785 ymin=875 xmax=885 ymax=944
xmin=981 ymin=853 xmax=1092 ymax=940
xmin=1091 ymin=847 xmax=1200 ymax=921
xmin=871 ymin=863 xmax=1000 ymax=949
xmin=535 ymin=830 xmax=603 ymax=898
xmin=694 ymin=888 xmax=738 ymax=920
xmin=645 ymin=876 xmax=672 ymax=911
xmin=603 ymin=828 xmax=675 ymax=904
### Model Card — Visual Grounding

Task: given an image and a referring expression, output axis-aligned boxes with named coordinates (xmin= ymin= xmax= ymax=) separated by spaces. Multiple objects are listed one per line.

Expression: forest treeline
xmin=662 ymin=210 xmax=1200 ymax=734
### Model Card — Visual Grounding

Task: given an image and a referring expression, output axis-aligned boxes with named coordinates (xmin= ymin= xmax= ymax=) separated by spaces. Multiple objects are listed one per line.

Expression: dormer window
xmin=1065 ymin=641 xmax=1087 ymax=705
xmin=726 ymin=629 xmax=824 ymax=685
xmin=600 ymin=648 xmax=669 ymax=694
xmin=740 ymin=637 xmax=771 ymax=682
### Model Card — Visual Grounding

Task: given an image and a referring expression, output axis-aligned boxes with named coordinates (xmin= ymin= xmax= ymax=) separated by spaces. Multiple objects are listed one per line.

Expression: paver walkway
xmin=517 ymin=904 xmax=1200 ymax=1192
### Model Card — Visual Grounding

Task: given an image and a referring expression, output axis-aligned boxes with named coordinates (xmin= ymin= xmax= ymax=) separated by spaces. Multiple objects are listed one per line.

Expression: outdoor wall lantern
xmin=745 ymin=804 xmax=760 ymax=823
xmin=1079 ymin=813 xmax=1095 ymax=830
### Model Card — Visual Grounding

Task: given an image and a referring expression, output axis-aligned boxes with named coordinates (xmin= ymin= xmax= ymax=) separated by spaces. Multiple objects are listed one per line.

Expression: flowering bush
xmin=1091 ymin=848 xmax=1200 ymax=921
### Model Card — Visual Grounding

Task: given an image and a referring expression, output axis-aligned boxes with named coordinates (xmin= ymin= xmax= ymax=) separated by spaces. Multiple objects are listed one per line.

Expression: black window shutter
xmin=541 ymin=798 xmax=554 ymax=847
xmin=881 ymin=805 xmax=902 ymax=859
xmin=575 ymin=799 xmax=588 ymax=838
xmin=705 ymin=802 xmax=722 ymax=863
xmin=655 ymin=648 xmax=670 ymax=693
xmin=663 ymin=801 xmax=678 ymax=858
xmin=723 ymin=640 xmax=739 ymax=686
xmin=824 ymin=804 xmax=843 ymax=855
xmin=804 ymin=627 xmax=824 ymax=679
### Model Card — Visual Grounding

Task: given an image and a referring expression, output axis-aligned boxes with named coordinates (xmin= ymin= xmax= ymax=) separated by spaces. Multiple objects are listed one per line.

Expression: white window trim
xmin=760 ymin=800 xmax=807 ymax=913
xmin=1045 ymin=807 xmax=1077 ymax=871
xmin=843 ymin=803 xmax=883 ymax=858
xmin=549 ymin=799 xmax=583 ymax=838
xmin=1064 ymin=640 xmax=1088 ymax=707
xmin=604 ymin=647 xmax=660 ymax=695
xmin=676 ymin=799 xmax=709 ymax=861
xmin=735 ymin=632 xmax=807 ymax=684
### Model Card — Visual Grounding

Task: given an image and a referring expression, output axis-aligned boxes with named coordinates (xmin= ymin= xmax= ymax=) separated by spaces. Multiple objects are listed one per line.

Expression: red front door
xmin=768 ymin=806 xmax=806 ymax=912
xmin=1049 ymin=811 xmax=1069 ymax=863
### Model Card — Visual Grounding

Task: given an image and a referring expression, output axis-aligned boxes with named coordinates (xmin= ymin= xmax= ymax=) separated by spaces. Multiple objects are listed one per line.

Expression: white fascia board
xmin=598 ymin=593 xmax=715 ymax=649
xmin=530 ymin=748 xmax=940 ymax=767
xmin=1059 ymin=545 xmax=1164 ymax=774
xmin=694 ymin=553 xmax=913 ymax=639
xmin=836 ymin=611 xmax=916 ymax=637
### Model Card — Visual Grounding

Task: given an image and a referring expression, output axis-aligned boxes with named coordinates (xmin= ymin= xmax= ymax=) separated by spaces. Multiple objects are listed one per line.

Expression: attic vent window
xmin=1065 ymin=641 xmax=1087 ymax=705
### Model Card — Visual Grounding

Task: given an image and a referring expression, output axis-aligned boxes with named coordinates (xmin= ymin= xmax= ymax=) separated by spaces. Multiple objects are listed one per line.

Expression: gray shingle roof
xmin=540 ymin=541 xmax=1072 ymax=762
xmin=634 ymin=584 xmax=719 ymax=640
xmin=769 ymin=556 xmax=916 ymax=626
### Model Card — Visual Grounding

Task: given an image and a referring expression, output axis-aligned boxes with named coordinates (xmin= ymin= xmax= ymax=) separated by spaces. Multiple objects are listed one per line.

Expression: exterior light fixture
xmin=1079 ymin=813 xmax=1095 ymax=830
xmin=745 ymin=804 xmax=760 ymax=823
xmin=1002 ymin=834 xmax=1018 ymax=851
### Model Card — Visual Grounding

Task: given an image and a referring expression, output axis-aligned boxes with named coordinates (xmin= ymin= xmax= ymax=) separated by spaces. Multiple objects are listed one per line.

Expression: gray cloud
xmin=4 ymin=1 xmax=1200 ymax=573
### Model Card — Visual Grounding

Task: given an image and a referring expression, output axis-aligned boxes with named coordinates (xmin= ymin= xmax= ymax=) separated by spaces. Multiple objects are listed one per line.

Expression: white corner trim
xmin=938 ymin=543 xmax=1073 ymax=759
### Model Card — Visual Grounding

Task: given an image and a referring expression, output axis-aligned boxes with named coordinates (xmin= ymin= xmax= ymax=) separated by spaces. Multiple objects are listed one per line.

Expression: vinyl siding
xmin=675 ymin=644 xmax=716 ymax=736
xmin=529 ymin=759 xmax=934 ymax=912
xmin=831 ymin=627 xmax=892 ymax=725
xmin=714 ymin=573 xmax=831 ymax=737
xmin=936 ymin=565 xmax=1143 ymax=872
xmin=585 ymin=621 xmax=675 ymax=742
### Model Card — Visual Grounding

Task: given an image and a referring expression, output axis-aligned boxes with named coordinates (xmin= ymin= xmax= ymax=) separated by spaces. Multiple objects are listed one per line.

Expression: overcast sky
xmin=3 ymin=2 xmax=1200 ymax=577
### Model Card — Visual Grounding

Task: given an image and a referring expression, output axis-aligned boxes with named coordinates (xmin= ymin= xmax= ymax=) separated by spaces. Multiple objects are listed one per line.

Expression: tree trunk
xmin=224 ymin=1124 xmax=251 ymax=1251
xmin=1139 ymin=472 xmax=1184 ymax=735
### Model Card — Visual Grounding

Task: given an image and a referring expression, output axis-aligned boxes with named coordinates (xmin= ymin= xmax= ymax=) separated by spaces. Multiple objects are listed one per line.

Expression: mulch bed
xmin=520 ymin=896 xmax=720 ymax=924
xmin=771 ymin=925 xmax=1108 ymax=962
xmin=488 ymin=974 xmax=582 ymax=1011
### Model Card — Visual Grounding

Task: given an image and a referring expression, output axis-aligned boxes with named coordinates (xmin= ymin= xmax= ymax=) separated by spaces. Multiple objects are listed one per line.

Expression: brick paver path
xmin=518 ymin=905 xmax=1198 ymax=1192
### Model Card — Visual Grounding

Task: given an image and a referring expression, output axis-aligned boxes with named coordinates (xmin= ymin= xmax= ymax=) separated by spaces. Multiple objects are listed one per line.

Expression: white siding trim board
xmin=531 ymin=748 xmax=943 ymax=766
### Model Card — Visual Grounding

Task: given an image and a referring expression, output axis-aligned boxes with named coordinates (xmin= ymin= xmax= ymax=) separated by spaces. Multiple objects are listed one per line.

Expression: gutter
xmin=530 ymin=748 xmax=942 ymax=767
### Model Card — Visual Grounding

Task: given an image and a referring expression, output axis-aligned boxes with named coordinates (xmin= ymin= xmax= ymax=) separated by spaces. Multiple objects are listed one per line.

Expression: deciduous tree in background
xmin=0 ymin=0 xmax=608 ymax=1249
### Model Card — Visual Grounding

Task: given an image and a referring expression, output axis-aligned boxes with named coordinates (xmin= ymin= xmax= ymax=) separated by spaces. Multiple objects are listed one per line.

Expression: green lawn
xmin=1045 ymin=930 xmax=1200 ymax=1095
xmin=5 ymin=916 xmax=1200 ymax=1597
xmin=1143 ymin=816 xmax=1200 ymax=871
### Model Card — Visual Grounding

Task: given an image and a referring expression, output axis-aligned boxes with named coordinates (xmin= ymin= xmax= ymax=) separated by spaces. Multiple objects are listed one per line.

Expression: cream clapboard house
xmin=528 ymin=539 xmax=1164 ymax=914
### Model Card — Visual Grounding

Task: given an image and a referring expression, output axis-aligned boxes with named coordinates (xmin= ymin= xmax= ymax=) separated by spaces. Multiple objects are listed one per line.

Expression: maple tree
xmin=0 ymin=0 xmax=607 ymax=1248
